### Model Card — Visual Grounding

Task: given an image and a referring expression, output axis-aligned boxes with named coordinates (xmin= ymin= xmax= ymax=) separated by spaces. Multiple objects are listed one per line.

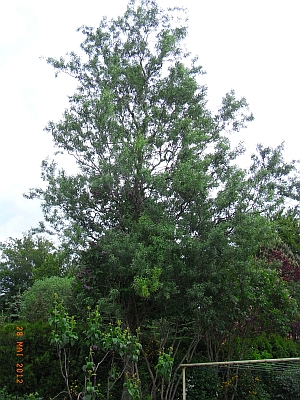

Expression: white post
xmin=182 ymin=367 xmax=186 ymax=400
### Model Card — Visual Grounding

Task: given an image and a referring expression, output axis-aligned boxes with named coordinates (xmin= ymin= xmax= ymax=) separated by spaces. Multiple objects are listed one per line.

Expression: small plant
xmin=123 ymin=373 xmax=140 ymax=400
xmin=155 ymin=347 xmax=174 ymax=382
xmin=49 ymin=300 xmax=143 ymax=399
xmin=48 ymin=294 xmax=78 ymax=400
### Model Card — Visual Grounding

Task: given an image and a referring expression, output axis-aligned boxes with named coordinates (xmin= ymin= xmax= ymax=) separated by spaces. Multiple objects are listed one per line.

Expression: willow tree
xmin=27 ymin=0 xmax=300 ymax=398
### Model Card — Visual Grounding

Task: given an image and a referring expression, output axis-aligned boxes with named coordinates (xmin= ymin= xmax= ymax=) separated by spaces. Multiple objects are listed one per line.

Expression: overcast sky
xmin=0 ymin=0 xmax=299 ymax=242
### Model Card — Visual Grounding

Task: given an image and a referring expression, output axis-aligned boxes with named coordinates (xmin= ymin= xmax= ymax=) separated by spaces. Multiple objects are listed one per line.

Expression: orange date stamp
xmin=16 ymin=326 xmax=24 ymax=384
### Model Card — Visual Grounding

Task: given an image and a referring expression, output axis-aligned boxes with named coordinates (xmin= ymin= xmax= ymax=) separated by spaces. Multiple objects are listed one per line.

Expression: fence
xmin=180 ymin=357 xmax=300 ymax=399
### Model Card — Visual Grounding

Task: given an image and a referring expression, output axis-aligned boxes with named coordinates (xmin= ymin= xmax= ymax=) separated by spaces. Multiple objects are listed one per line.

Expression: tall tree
xmin=26 ymin=0 xmax=300 ymax=398
xmin=27 ymin=0 xmax=255 ymax=244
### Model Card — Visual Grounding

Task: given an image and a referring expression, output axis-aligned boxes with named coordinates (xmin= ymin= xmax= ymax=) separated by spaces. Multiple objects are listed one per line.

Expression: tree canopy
xmin=27 ymin=0 xmax=257 ymax=240
xmin=27 ymin=1 xmax=299 ymax=243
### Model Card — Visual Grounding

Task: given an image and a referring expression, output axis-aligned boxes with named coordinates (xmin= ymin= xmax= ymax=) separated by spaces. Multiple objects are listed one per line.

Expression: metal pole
xmin=180 ymin=357 xmax=300 ymax=368
xmin=182 ymin=367 xmax=186 ymax=400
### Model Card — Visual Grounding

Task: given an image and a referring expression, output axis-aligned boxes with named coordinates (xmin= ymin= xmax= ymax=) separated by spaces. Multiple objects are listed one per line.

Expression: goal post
xmin=180 ymin=357 xmax=300 ymax=400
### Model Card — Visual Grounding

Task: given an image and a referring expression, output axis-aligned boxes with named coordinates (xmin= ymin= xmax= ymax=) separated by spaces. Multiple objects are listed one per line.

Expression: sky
xmin=0 ymin=0 xmax=299 ymax=242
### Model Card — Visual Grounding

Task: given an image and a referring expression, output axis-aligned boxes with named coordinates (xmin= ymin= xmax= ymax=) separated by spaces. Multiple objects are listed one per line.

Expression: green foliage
xmin=133 ymin=265 xmax=161 ymax=299
xmin=222 ymin=363 xmax=300 ymax=400
xmin=155 ymin=348 xmax=174 ymax=381
xmin=187 ymin=358 xmax=300 ymax=400
xmin=26 ymin=0 xmax=256 ymax=245
xmin=0 ymin=387 xmax=42 ymax=400
xmin=274 ymin=211 xmax=300 ymax=254
xmin=0 ymin=323 xmax=18 ymax=392
xmin=48 ymin=297 xmax=79 ymax=400
xmin=5 ymin=290 xmax=23 ymax=321
xmin=0 ymin=233 xmax=62 ymax=315
xmin=20 ymin=276 xmax=76 ymax=322
xmin=49 ymin=296 xmax=78 ymax=348
xmin=220 ymin=332 xmax=300 ymax=399
xmin=186 ymin=367 xmax=221 ymax=400
xmin=123 ymin=374 xmax=141 ymax=400
xmin=269 ymin=367 xmax=300 ymax=399
xmin=49 ymin=299 xmax=143 ymax=399
xmin=0 ymin=321 xmax=64 ymax=398
xmin=225 ymin=333 xmax=300 ymax=363
xmin=222 ymin=369 xmax=271 ymax=400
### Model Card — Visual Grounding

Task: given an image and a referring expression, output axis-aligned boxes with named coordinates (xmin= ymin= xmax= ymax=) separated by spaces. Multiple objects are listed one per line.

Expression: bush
xmin=20 ymin=276 xmax=76 ymax=322
xmin=269 ymin=367 xmax=300 ymax=400
xmin=0 ymin=387 xmax=42 ymax=400
xmin=0 ymin=321 xmax=65 ymax=397
xmin=186 ymin=366 xmax=221 ymax=399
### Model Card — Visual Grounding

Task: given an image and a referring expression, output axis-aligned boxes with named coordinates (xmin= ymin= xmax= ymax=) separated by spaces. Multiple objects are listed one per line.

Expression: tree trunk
xmin=121 ymin=357 xmax=135 ymax=400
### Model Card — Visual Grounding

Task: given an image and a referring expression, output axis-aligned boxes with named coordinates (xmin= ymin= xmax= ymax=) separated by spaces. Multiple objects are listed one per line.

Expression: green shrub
xmin=240 ymin=333 xmax=300 ymax=360
xmin=20 ymin=277 xmax=76 ymax=322
xmin=0 ymin=321 xmax=64 ymax=397
xmin=269 ymin=367 xmax=300 ymax=400
xmin=186 ymin=366 xmax=221 ymax=399
xmin=0 ymin=387 xmax=42 ymax=400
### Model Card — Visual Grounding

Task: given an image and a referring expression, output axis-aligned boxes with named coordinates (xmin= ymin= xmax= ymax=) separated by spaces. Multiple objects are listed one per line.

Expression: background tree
xmin=274 ymin=210 xmax=300 ymax=255
xmin=266 ymin=212 xmax=300 ymax=339
xmin=0 ymin=233 xmax=63 ymax=315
